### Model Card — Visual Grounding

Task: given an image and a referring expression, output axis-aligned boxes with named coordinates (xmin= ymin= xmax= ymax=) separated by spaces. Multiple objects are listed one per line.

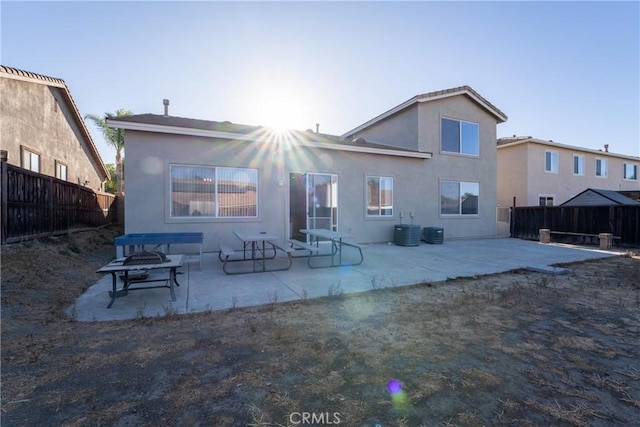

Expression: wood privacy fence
xmin=511 ymin=205 xmax=640 ymax=247
xmin=1 ymin=161 xmax=117 ymax=244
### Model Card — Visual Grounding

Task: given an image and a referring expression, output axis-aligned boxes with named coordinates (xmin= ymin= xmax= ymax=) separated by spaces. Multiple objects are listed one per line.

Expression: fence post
xmin=1 ymin=150 xmax=8 ymax=244
xmin=49 ymin=176 xmax=55 ymax=234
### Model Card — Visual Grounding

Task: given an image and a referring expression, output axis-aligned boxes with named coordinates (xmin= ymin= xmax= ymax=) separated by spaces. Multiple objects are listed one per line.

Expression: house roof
xmin=342 ymin=85 xmax=508 ymax=138
xmin=107 ymin=113 xmax=432 ymax=159
xmin=561 ymin=188 xmax=640 ymax=206
xmin=0 ymin=65 xmax=109 ymax=180
xmin=496 ymin=136 xmax=640 ymax=161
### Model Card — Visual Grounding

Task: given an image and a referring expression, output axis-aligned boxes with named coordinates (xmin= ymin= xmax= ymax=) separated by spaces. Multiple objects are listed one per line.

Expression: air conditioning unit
xmin=394 ymin=224 xmax=421 ymax=246
xmin=423 ymin=227 xmax=444 ymax=244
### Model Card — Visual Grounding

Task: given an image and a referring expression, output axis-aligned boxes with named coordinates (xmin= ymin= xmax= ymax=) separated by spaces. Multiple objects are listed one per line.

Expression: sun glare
xmin=256 ymin=86 xmax=310 ymax=132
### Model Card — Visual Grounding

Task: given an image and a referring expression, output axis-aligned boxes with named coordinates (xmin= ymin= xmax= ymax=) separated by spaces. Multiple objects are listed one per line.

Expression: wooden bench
xmin=539 ymin=229 xmax=618 ymax=249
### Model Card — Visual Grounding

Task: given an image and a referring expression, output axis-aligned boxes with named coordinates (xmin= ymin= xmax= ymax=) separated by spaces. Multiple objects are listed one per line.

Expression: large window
xmin=441 ymin=118 xmax=479 ymax=156
xmin=441 ymin=181 xmax=479 ymax=216
xmin=170 ymin=165 xmax=257 ymax=218
xmin=21 ymin=147 xmax=40 ymax=172
xmin=623 ymin=163 xmax=637 ymax=180
xmin=573 ymin=155 xmax=584 ymax=176
xmin=545 ymin=150 xmax=558 ymax=173
xmin=595 ymin=158 xmax=607 ymax=177
xmin=366 ymin=176 xmax=393 ymax=216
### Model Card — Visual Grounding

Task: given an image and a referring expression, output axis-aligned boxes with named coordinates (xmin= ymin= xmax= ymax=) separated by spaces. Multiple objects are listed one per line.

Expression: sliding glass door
xmin=289 ymin=172 xmax=338 ymax=241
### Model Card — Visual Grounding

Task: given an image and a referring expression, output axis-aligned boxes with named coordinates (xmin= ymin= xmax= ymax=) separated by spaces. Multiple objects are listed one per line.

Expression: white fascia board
xmin=497 ymin=139 xmax=640 ymax=161
xmin=303 ymin=140 xmax=432 ymax=159
xmin=106 ymin=120 xmax=261 ymax=141
xmin=454 ymin=89 xmax=508 ymax=123
xmin=108 ymin=120 xmax=431 ymax=160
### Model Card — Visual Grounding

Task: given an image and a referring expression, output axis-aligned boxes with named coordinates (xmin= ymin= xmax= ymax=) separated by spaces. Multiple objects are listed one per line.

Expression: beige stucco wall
xmin=124 ymin=94 xmax=502 ymax=251
xmin=416 ymin=97 xmax=499 ymax=238
xmin=498 ymin=141 xmax=640 ymax=206
xmin=125 ymin=131 xmax=431 ymax=252
xmin=496 ymin=143 xmax=528 ymax=207
xmin=0 ymin=77 xmax=105 ymax=192
xmin=353 ymin=106 xmax=419 ymax=151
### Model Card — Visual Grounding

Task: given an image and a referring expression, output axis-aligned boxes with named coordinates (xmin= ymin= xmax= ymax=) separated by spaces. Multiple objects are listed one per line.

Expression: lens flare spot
xmin=388 ymin=379 xmax=402 ymax=395
xmin=387 ymin=378 xmax=410 ymax=411
xmin=140 ymin=156 xmax=163 ymax=175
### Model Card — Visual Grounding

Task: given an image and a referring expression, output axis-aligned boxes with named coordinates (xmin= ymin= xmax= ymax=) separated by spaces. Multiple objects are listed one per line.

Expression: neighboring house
xmin=0 ymin=65 xmax=108 ymax=192
xmin=561 ymin=188 xmax=640 ymax=206
xmin=497 ymin=137 xmax=640 ymax=207
xmin=107 ymin=85 xmax=507 ymax=252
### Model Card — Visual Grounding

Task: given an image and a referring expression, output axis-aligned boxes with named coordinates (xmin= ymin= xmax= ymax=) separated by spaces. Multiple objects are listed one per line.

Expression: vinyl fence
xmin=511 ymin=205 xmax=640 ymax=248
xmin=1 ymin=161 xmax=117 ymax=244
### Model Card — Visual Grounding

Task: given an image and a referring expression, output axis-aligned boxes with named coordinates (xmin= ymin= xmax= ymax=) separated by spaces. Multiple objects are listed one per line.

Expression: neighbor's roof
xmin=342 ymin=85 xmax=508 ymax=138
xmin=107 ymin=113 xmax=432 ymax=159
xmin=0 ymin=65 xmax=109 ymax=180
xmin=496 ymin=136 xmax=640 ymax=161
xmin=561 ymin=188 xmax=640 ymax=206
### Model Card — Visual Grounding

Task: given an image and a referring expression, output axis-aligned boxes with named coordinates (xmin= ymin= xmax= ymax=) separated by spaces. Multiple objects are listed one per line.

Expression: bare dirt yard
xmin=1 ymin=226 xmax=639 ymax=427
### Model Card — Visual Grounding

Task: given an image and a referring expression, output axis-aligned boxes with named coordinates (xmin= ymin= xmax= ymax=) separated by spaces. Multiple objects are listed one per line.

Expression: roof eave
xmin=0 ymin=66 xmax=109 ymax=181
xmin=107 ymin=119 xmax=432 ymax=160
xmin=497 ymin=138 xmax=640 ymax=161
xmin=341 ymin=87 xmax=507 ymax=138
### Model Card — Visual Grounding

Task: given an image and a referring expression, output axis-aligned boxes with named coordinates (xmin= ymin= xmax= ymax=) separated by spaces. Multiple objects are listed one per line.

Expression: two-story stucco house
xmin=497 ymin=136 xmax=639 ymax=207
xmin=0 ymin=65 xmax=108 ymax=192
xmin=107 ymin=85 xmax=507 ymax=252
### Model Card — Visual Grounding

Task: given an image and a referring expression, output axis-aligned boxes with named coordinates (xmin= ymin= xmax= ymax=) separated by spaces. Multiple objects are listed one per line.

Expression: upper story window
xmin=595 ymin=158 xmax=607 ymax=178
xmin=21 ymin=147 xmax=40 ymax=172
xmin=366 ymin=176 xmax=393 ymax=217
xmin=441 ymin=180 xmax=479 ymax=216
xmin=544 ymin=150 xmax=558 ymax=173
xmin=170 ymin=164 xmax=258 ymax=218
xmin=441 ymin=118 xmax=479 ymax=156
xmin=623 ymin=163 xmax=637 ymax=181
xmin=55 ymin=161 xmax=67 ymax=181
xmin=539 ymin=195 xmax=554 ymax=206
xmin=573 ymin=154 xmax=584 ymax=176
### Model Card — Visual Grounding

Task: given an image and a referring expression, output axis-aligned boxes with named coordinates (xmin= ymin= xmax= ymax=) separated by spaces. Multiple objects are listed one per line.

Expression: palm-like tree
xmin=85 ymin=109 xmax=133 ymax=193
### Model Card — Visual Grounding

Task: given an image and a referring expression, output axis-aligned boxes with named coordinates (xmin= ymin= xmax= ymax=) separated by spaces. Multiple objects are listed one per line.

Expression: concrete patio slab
xmin=69 ymin=238 xmax=624 ymax=322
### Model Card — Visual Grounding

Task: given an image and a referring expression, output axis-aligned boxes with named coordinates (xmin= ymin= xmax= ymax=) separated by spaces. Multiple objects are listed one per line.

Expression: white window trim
xmin=595 ymin=158 xmax=608 ymax=178
xmin=544 ymin=150 xmax=558 ymax=174
xmin=623 ymin=163 xmax=638 ymax=181
xmin=538 ymin=194 xmax=555 ymax=207
xmin=168 ymin=163 xmax=259 ymax=220
xmin=572 ymin=154 xmax=585 ymax=176
xmin=439 ymin=179 xmax=480 ymax=217
xmin=55 ymin=160 xmax=67 ymax=181
xmin=365 ymin=175 xmax=394 ymax=218
xmin=21 ymin=145 xmax=41 ymax=173
xmin=440 ymin=116 xmax=480 ymax=157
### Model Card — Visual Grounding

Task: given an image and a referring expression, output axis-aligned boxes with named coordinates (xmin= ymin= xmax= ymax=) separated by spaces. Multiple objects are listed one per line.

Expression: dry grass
xmin=1 ymin=229 xmax=639 ymax=426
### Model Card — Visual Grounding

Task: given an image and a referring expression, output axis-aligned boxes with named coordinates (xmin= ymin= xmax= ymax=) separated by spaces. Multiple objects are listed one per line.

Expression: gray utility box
xmin=394 ymin=224 xmax=421 ymax=246
xmin=423 ymin=227 xmax=444 ymax=244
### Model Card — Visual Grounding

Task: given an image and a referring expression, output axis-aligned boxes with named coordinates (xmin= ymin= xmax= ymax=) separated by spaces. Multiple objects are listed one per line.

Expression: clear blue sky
xmin=2 ymin=1 xmax=639 ymax=164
